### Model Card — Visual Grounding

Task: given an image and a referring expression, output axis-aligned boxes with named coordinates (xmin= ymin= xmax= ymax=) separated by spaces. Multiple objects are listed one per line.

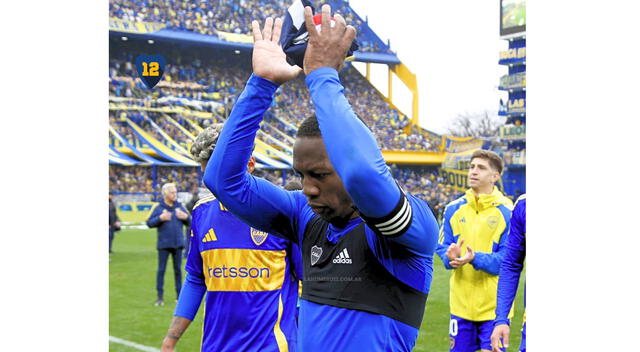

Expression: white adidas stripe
xmin=335 ymin=248 xmax=350 ymax=259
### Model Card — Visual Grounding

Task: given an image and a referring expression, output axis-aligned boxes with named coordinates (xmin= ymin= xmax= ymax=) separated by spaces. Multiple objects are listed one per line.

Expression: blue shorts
xmin=449 ymin=315 xmax=504 ymax=352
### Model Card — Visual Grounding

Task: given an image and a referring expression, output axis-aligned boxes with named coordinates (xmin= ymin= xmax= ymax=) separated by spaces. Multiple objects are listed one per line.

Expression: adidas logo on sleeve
xmin=332 ymin=248 xmax=352 ymax=264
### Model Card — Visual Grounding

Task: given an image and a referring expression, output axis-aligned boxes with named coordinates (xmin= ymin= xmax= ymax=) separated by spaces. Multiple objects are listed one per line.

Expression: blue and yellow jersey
xmin=495 ymin=194 xmax=526 ymax=326
xmin=436 ymin=187 xmax=513 ymax=321
xmin=184 ymin=195 xmax=300 ymax=352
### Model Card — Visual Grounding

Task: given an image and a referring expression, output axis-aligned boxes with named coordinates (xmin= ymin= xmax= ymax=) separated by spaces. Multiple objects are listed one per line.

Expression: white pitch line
xmin=109 ymin=336 xmax=160 ymax=352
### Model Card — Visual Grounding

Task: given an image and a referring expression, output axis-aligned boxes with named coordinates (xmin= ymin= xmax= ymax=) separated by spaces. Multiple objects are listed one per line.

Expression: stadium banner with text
xmin=109 ymin=18 xmax=166 ymax=34
xmin=499 ymin=72 xmax=526 ymax=90
xmin=507 ymin=98 xmax=526 ymax=114
xmin=498 ymin=47 xmax=526 ymax=65
xmin=443 ymin=136 xmax=484 ymax=154
xmin=439 ymin=168 xmax=469 ymax=193
xmin=499 ymin=124 xmax=526 ymax=140
xmin=442 ymin=148 xmax=477 ymax=170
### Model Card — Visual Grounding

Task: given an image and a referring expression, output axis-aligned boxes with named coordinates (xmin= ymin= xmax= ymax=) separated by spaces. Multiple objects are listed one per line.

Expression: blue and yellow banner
xmin=498 ymin=47 xmax=526 ymax=64
xmin=443 ymin=137 xmax=484 ymax=154
xmin=439 ymin=168 xmax=469 ymax=193
xmin=116 ymin=201 xmax=155 ymax=222
xmin=109 ymin=18 xmax=165 ymax=34
xmin=499 ymin=124 xmax=526 ymax=140
xmin=499 ymin=72 xmax=526 ymax=90
xmin=507 ymin=98 xmax=526 ymax=114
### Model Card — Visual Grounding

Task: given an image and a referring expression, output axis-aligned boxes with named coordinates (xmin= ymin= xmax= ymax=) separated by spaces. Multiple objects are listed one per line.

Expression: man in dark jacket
xmin=109 ymin=193 xmax=121 ymax=253
xmin=147 ymin=183 xmax=191 ymax=306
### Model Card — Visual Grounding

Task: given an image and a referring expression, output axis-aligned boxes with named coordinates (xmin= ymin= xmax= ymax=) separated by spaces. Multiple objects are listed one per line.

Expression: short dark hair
xmin=471 ymin=149 xmax=504 ymax=174
xmin=296 ymin=114 xmax=371 ymax=139
xmin=296 ymin=115 xmax=321 ymax=138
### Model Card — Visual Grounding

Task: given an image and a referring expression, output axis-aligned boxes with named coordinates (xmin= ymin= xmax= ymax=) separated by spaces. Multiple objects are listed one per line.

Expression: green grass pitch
xmin=110 ymin=228 xmax=525 ymax=351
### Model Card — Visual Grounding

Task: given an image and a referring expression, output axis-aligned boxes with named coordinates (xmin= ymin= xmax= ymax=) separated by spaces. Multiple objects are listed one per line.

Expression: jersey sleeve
xmin=184 ymin=207 xmax=203 ymax=277
xmin=495 ymin=199 xmax=526 ymax=325
xmin=203 ymin=74 xmax=306 ymax=243
xmin=436 ymin=203 xmax=457 ymax=270
xmin=176 ymin=207 xmax=206 ymax=320
xmin=305 ymin=67 xmax=438 ymax=254
xmin=174 ymin=273 xmax=206 ymax=320
xmin=470 ymin=205 xmax=511 ymax=275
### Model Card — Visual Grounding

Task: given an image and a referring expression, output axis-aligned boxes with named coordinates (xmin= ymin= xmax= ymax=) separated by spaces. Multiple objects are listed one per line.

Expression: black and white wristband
xmin=359 ymin=190 xmax=413 ymax=238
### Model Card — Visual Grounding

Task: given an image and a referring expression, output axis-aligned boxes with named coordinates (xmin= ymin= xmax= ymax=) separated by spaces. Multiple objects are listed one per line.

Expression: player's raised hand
xmin=251 ymin=17 xmax=302 ymax=85
xmin=302 ymin=4 xmax=357 ymax=75
xmin=490 ymin=324 xmax=510 ymax=351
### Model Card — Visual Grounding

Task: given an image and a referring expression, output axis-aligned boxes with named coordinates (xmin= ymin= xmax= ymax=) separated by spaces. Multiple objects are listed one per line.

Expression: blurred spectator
xmin=109 ymin=192 xmax=121 ymax=253
xmin=146 ymin=183 xmax=191 ymax=307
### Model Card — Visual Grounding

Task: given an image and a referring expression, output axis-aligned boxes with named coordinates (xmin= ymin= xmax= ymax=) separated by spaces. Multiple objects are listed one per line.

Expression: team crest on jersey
xmin=449 ymin=337 xmax=455 ymax=349
xmin=250 ymin=228 xmax=269 ymax=246
xmin=310 ymin=245 xmax=323 ymax=266
xmin=487 ymin=216 xmax=499 ymax=229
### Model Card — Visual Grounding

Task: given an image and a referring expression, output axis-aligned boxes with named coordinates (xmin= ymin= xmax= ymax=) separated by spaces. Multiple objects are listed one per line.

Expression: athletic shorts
xmin=449 ymin=314 xmax=505 ymax=352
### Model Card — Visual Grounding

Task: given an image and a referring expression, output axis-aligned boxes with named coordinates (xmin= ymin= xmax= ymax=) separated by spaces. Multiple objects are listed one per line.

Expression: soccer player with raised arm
xmin=160 ymin=125 xmax=301 ymax=352
xmin=436 ymin=150 xmax=513 ymax=352
xmin=203 ymin=5 xmax=440 ymax=351
xmin=491 ymin=194 xmax=526 ymax=352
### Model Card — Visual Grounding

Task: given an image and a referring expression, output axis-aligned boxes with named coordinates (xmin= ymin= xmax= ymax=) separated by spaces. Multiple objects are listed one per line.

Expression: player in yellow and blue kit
xmin=436 ymin=150 xmax=513 ymax=352
xmin=160 ymin=125 xmax=301 ymax=352
xmin=491 ymin=194 xmax=526 ymax=352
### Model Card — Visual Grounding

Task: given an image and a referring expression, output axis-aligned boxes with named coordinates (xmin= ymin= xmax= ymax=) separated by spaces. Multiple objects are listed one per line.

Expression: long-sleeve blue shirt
xmin=495 ymin=194 xmax=526 ymax=326
xmin=203 ymin=68 xmax=440 ymax=351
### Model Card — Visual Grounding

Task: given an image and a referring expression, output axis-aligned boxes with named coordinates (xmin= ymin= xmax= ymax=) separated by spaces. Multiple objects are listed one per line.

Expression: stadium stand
xmin=108 ymin=0 xmax=470 ymax=220
xmin=109 ymin=0 xmax=393 ymax=54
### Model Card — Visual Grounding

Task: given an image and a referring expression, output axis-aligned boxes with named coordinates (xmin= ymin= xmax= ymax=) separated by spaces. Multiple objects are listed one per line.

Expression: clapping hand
xmin=251 ymin=17 xmax=302 ymax=85
xmin=446 ymin=239 xmax=463 ymax=261
xmin=302 ymin=4 xmax=357 ymax=75
xmin=450 ymin=246 xmax=475 ymax=268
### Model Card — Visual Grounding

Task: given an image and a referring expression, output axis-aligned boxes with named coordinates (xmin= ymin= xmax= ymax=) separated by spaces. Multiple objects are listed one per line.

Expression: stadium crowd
xmin=109 ymin=164 xmax=459 ymax=221
xmin=109 ymin=0 xmax=392 ymax=54
xmin=109 ymin=51 xmax=442 ymax=152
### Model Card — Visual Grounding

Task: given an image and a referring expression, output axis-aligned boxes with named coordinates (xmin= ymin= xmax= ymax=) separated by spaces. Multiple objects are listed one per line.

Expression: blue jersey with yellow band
xmin=204 ymin=69 xmax=440 ymax=351
xmin=495 ymin=194 xmax=526 ymax=326
xmin=176 ymin=195 xmax=300 ymax=352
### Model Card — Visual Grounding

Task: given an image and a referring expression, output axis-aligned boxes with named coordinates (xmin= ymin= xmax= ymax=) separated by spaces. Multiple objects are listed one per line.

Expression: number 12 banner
xmin=135 ymin=54 xmax=166 ymax=89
